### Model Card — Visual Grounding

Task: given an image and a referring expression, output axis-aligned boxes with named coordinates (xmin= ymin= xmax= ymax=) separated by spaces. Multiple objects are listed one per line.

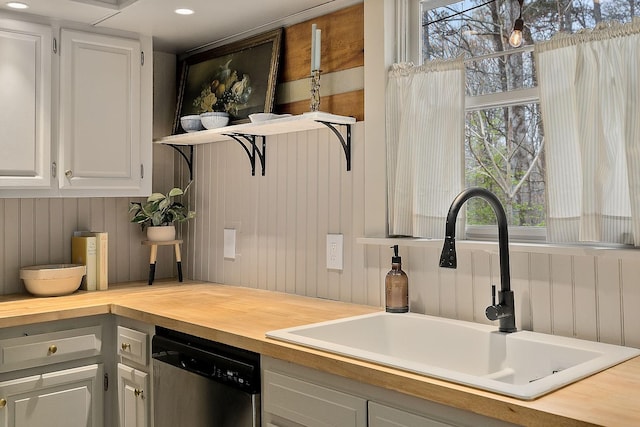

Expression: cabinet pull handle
xmin=0 ymin=398 xmax=6 ymax=408
xmin=48 ymin=344 xmax=57 ymax=355
xmin=121 ymin=342 xmax=131 ymax=351
xmin=65 ymin=170 xmax=73 ymax=178
xmin=134 ymin=389 xmax=144 ymax=398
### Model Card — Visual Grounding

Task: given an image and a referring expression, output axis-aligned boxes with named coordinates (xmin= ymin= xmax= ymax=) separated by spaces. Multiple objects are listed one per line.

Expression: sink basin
xmin=266 ymin=312 xmax=640 ymax=400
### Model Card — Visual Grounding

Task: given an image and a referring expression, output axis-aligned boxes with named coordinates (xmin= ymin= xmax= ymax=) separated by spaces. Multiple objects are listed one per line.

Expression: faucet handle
xmin=491 ymin=284 xmax=496 ymax=306
xmin=487 ymin=284 xmax=505 ymax=321
xmin=486 ymin=286 xmax=515 ymax=326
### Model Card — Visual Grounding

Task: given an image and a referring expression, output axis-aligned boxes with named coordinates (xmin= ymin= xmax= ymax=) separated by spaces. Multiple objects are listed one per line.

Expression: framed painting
xmin=173 ymin=28 xmax=283 ymax=132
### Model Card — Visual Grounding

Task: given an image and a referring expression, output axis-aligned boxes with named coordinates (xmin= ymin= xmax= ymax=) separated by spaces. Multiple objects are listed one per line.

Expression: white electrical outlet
xmin=224 ymin=228 xmax=236 ymax=260
xmin=326 ymin=234 xmax=344 ymax=270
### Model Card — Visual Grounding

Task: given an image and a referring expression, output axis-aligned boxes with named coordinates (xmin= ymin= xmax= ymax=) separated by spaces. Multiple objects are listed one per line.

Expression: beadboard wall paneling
xmin=362 ymin=246 xmax=639 ymax=348
xmin=0 ymin=197 xmax=145 ymax=294
xmin=0 ymin=153 xmax=179 ymax=295
xmin=184 ymin=122 xmax=376 ymax=305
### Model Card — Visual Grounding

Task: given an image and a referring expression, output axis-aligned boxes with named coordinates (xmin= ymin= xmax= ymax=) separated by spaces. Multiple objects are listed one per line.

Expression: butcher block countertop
xmin=0 ymin=281 xmax=638 ymax=426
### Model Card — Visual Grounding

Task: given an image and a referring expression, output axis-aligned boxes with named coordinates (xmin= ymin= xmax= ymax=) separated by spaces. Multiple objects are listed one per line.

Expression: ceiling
xmin=0 ymin=0 xmax=360 ymax=54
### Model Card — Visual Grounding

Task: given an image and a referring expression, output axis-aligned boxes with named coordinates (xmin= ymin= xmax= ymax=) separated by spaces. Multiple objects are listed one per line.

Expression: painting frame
xmin=173 ymin=27 xmax=283 ymax=132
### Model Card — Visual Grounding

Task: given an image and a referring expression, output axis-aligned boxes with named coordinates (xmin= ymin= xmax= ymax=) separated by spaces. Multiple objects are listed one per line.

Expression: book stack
xmin=71 ymin=231 xmax=108 ymax=291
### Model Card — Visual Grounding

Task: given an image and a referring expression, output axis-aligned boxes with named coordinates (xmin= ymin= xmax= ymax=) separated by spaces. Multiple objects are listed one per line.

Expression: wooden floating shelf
xmin=154 ymin=112 xmax=356 ymax=177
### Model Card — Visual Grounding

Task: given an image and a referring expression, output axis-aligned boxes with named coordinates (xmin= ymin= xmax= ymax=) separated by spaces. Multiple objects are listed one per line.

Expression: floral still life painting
xmin=174 ymin=28 xmax=283 ymax=131
xmin=191 ymin=59 xmax=252 ymax=116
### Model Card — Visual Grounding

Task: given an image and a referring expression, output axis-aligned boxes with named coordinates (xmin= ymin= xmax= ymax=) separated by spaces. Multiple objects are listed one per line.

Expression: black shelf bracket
xmin=168 ymin=144 xmax=194 ymax=181
xmin=225 ymin=133 xmax=267 ymax=176
xmin=317 ymin=121 xmax=352 ymax=171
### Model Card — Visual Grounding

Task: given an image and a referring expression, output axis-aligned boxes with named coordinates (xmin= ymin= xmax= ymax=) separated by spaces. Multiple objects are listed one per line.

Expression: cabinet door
xmin=0 ymin=19 xmax=51 ymax=188
xmin=369 ymin=402 xmax=456 ymax=427
xmin=117 ymin=363 xmax=149 ymax=427
xmin=263 ymin=370 xmax=367 ymax=427
xmin=0 ymin=363 xmax=103 ymax=427
xmin=59 ymin=29 xmax=142 ymax=192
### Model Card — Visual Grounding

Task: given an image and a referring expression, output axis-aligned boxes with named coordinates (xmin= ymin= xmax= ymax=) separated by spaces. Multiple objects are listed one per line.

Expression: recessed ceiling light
xmin=6 ymin=1 xmax=29 ymax=9
xmin=174 ymin=8 xmax=194 ymax=15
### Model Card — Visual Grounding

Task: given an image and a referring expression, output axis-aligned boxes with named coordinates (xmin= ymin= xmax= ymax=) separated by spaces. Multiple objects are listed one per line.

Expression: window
xmin=418 ymin=0 xmax=637 ymax=239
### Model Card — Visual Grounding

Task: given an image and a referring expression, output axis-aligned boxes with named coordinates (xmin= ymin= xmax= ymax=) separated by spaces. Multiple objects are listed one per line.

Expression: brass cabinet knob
xmin=48 ymin=344 xmax=57 ymax=355
xmin=134 ymin=389 xmax=144 ymax=398
xmin=121 ymin=342 xmax=131 ymax=351
xmin=65 ymin=170 xmax=73 ymax=178
xmin=0 ymin=398 xmax=6 ymax=408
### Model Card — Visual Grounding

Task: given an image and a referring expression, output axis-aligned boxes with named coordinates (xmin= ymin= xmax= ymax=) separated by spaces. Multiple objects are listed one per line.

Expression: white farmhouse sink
xmin=266 ymin=312 xmax=640 ymax=400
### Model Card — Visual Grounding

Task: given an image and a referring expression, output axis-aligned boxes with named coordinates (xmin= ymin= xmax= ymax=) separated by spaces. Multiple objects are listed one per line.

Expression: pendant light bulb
xmin=509 ymin=0 xmax=525 ymax=48
xmin=509 ymin=17 xmax=524 ymax=47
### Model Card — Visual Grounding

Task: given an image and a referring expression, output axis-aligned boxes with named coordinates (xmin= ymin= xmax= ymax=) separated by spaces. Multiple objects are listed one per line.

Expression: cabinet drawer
xmin=0 ymin=326 xmax=102 ymax=372
xmin=263 ymin=370 xmax=367 ymax=427
xmin=117 ymin=326 xmax=148 ymax=366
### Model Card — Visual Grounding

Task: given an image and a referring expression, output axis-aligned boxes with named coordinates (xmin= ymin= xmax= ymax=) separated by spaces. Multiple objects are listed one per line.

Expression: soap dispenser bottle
xmin=385 ymin=245 xmax=408 ymax=313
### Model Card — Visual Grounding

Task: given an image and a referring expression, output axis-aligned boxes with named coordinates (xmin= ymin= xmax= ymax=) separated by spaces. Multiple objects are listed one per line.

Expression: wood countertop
xmin=0 ymin=281 xmax=637 ymax=426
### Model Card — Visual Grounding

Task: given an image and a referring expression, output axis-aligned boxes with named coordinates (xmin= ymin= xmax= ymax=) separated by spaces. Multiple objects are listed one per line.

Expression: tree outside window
xmin=420 ymin=0 xmax=637 ymax=232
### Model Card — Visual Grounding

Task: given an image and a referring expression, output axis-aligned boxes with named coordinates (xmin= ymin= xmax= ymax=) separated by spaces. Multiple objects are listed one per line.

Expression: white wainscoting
xmin=181 ymin=122 xmax=640 ymax=349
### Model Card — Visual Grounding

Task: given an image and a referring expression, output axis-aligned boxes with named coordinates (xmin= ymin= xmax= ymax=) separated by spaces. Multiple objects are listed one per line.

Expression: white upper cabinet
xmin=0 ymin=19 xmax=52 ymax=188
xmin=0 ymin=14 xmax=152 ymax=197
xmin=59 ymin=29 xmax=143 ymax=193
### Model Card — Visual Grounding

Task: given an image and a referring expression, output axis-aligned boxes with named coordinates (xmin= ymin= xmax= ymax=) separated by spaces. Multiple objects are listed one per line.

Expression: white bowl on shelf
xmin=200 ymin=112 xmax=229 ymax=129
xmin=20 ymin=264 xmax=86 ymax=297
xmin=180 ymin=115 xmax=204 ymax=132
xmin=249 ymin=113 xmax=292 ymax=123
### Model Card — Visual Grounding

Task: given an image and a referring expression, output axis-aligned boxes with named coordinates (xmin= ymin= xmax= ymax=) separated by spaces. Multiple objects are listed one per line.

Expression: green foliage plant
xmin=129 ymin=185 xmax=195 ymax=230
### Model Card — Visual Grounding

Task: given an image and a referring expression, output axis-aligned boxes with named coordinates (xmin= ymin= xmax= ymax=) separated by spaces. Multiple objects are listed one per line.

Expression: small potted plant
xmin=129 ymin=185 xmax=196 ymax=241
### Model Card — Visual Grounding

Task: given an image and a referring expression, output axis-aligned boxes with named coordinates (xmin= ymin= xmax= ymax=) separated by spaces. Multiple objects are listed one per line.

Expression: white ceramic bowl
xmin=200 ymin=112 xmax=229 ymax=129
xmin=180 ymin=115 xmax=204 ymax=132
xmin=20 ymin=264 xmax=86 ymax=297
xmin=249 ymin=113 xmax=292 ymax=123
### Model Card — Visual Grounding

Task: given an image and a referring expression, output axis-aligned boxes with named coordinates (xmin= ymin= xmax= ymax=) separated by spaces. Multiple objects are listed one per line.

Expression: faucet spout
xmin=439 ymin=188 xmax=517 ymax=333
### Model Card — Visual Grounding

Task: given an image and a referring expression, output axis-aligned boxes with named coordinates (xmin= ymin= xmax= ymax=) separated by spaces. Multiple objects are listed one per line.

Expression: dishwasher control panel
xmin=152 ymin=326 xmax=260 ymax=394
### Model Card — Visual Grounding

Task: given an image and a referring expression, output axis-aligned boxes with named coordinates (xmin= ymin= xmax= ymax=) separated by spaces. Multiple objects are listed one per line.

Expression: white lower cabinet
xmin=117 ymin=363 xmax=149 ymax=427
xmin=115 ymin=321 xmax=152 ymax=427
xmin=263 ymin=370 xmax=367 ymax=426
xmin=0 ymin=363 xmax=103 ymax=427
xmin=262 ymin=357 xmax=517 ymax=427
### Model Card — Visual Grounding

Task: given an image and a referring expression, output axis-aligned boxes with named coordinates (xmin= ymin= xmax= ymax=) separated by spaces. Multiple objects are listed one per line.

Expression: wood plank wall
xmin=276 ymin=4 xmax=364 ymax=120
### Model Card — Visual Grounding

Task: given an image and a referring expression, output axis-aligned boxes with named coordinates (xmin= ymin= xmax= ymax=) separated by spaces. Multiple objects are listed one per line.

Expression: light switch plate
xmin=326 ymin=234 xmax=343 ymax=270
xmin=224 ymin=228 xmax=236 ymax=260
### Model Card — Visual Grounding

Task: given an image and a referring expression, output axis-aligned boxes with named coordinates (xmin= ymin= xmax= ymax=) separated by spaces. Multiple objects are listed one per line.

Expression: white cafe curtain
xmin=536 ymin=20 xmax=640 ymax=246
xmin=385 ymin=58 xmax=465 ymax=237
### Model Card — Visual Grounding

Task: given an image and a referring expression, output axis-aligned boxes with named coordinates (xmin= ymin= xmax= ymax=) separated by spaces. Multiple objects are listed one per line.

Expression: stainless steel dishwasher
xmin=152 ymin=326 xmax=261 ymax=427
